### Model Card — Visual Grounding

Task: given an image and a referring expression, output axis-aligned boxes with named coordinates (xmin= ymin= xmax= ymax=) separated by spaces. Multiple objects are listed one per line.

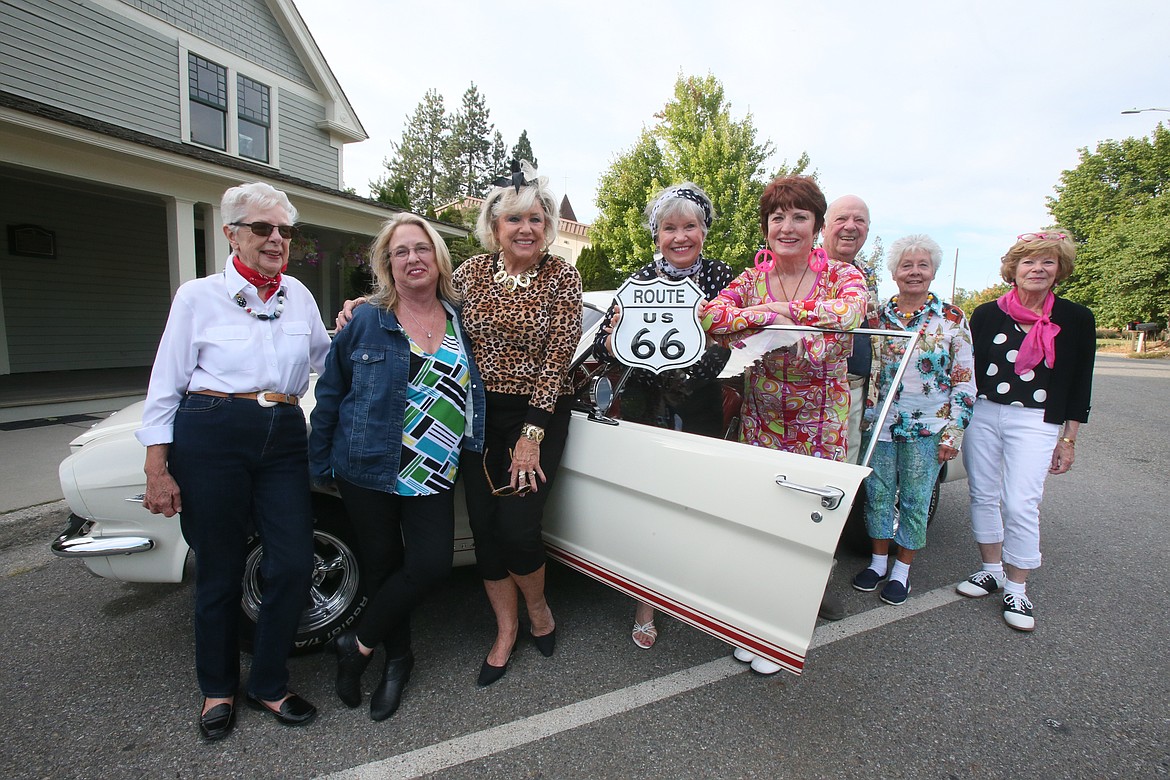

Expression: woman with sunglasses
xmin=956 ymin=231 xmax=1094 ymax=632
xmin=456 ymin=161 xmax=582 ymax=686
xmin=137 ymin=182 xmax=331 ymax=740
xmin=308 ymin=214 xmax=484 ymax=721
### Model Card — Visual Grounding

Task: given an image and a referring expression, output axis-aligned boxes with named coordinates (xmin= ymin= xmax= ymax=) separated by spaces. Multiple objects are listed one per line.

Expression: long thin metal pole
xmin=951 ymin=247 xmax=959 ymax=301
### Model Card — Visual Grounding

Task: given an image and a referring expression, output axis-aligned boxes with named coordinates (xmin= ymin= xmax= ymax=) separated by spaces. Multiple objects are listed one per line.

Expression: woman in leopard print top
xmin=455 ymin=161 xmax=582 ymax=687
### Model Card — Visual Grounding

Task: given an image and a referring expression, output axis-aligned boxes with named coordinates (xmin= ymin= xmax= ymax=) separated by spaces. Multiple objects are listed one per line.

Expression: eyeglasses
xmin=391 ymin=243 xmax=435 ymax=261
xmin=482 ymin=448 xmax=531 ymax=497
xmin=232 ymin=221 xmax=297 ymax=239
xmin=1017 ymin=232 xmax=1067 ymax=242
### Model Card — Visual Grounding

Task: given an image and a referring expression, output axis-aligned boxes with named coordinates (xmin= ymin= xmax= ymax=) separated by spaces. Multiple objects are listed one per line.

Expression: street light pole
xmin=1121 ymin=107 xmax=1170 ymax=114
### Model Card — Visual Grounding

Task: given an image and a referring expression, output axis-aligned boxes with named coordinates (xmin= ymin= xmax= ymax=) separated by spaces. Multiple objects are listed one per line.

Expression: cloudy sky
xmin=293 ymin=0 xmax=1169 ymax=297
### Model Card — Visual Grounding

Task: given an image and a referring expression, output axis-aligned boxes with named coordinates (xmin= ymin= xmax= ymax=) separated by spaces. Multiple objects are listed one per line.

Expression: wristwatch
xmin=521 ymin=423 xmax=545 ymax=443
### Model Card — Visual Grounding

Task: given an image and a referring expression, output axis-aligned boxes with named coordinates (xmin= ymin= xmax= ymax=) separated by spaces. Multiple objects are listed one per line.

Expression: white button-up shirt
xmin=136 ymin=258 xmax=331 ymax=446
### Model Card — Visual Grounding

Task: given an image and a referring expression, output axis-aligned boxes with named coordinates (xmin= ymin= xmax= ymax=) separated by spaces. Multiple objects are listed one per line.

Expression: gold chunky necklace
xmin=493 ymin=255 xmax=539 ymax=291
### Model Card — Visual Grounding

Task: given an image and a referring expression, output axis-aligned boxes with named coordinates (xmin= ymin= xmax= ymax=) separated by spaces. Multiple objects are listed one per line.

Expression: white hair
xmin=221 ymin=182 xmax=297 ymax=226
xmin=887 ymin=234 xmax=943 ymax=274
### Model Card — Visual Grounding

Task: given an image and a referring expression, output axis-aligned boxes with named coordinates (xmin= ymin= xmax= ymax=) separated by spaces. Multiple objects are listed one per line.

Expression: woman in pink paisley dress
xmin=701 ymin=175 xmax=865 ymax=675
xmin=701 ymin=175 xmax=867 ymax=462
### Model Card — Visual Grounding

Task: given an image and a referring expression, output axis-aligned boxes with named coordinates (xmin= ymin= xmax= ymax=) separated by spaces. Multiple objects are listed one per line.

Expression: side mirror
xmin=590 ymin=375 xmax=614 ymax=416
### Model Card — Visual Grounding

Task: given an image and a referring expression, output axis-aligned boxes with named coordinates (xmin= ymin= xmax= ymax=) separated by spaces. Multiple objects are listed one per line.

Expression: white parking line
xmin=318 ymin=583 xmax=967 ymax=780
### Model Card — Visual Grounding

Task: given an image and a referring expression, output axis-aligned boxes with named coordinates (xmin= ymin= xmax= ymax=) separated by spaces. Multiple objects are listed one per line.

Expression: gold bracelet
xmin=1059 ymin=436 xmax=1076 ymax=445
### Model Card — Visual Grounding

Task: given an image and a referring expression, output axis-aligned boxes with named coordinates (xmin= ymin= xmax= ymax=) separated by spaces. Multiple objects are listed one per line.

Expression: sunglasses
xmin=1017 ymin=232 xmax=1067 ymax=242
xmin=482 ymin=448 xmax=531 ymax=497
xmin=232 ymin=221 xmax=297 ymax=239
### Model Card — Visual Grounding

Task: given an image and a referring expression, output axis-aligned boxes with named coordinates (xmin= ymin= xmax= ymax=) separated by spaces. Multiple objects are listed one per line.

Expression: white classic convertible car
xmin=53 ymin=295 xmax=945 ymax=675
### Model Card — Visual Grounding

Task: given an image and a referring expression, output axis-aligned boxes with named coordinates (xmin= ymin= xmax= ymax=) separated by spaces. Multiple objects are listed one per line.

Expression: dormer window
xmin=184 ymin=52 xmax=276 ymax=166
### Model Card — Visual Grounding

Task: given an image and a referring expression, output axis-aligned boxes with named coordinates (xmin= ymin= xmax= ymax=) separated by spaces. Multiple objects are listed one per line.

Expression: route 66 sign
xmin=612 ymin=277 xmax=706 ymax=374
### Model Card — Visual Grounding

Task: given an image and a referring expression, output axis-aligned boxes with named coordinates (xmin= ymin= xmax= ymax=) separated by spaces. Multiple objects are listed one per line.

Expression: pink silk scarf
xmin=997 ymin=287 xmax=1059 ymax=375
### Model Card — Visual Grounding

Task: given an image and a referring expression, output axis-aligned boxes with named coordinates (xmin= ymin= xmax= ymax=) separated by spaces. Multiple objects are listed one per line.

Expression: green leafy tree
xmin=374 ymin=178 xmax=411 ymax=210
xmin=373 ymin=89 xmax=453 ymax=211
xmin=592 ymin=74 xmax=806 ymax=277
xmin=512 ymin=130 xmax=537 ymax=168
xmin=1047 ymin=124 xmax=1170 ymax=312
xmin=575 ymin=245 xmax=624 ymax=291
xmin=953 ymin=283 xmax=1011 ymax=317
xmin=440 ymin=207 xmax=486 ymax=266
xmin=854 ymin=235 xmax=885 ymax=291
xmin=446 ymin=83 xmax=494 ymax=198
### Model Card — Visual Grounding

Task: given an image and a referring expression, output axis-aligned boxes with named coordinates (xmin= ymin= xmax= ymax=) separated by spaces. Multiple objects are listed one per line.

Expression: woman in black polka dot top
xmin=955 ymin=231 xmax=1095 ymax=633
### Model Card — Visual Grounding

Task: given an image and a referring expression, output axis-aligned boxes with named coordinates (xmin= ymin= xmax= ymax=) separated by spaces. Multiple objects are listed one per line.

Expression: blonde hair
xmin=367 ymin=214 xmax=458 ymax=310
xmin=1000 ymin=232 xmax=1076 ymax=285
xmin=475 ymin=179 xmax=559 ymax=252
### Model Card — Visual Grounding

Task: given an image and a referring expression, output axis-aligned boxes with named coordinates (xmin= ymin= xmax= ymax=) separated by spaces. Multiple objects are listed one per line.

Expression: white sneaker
xmin=732 ymin=647 xmax=756 ymax=664
xmin=956 ymin=569 xmax=1005 ymax=598
xmin=750 ymin=657 xmax=783 ymax=675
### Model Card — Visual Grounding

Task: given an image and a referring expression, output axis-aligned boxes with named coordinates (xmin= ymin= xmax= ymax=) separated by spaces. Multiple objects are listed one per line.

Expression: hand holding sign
xmin=611 ymin=278 xmax=706 ymax=374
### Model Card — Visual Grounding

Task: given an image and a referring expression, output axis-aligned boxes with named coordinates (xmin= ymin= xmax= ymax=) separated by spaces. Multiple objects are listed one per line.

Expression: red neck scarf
xmin=997 ymin=287 xmax=1059 ymax=375
xmin=233 ymin=255 xmax=283 ymax=301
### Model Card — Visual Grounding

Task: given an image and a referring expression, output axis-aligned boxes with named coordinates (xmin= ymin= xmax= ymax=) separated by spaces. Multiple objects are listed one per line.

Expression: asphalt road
xmin=0 ymin=353 xmax=1166 ymax=780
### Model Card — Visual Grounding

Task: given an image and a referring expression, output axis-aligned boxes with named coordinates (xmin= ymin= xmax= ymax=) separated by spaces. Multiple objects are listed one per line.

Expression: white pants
xmin=962 ymin=399 xmax=1060 ymax=570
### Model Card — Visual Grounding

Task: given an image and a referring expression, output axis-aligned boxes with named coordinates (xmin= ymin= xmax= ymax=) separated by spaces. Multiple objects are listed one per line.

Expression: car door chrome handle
xmin=774 ymin=476 xmax=845 ymax=510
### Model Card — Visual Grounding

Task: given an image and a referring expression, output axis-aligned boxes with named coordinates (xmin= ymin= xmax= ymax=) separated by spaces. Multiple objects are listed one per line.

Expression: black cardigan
xmin=970 ymin=296 xmax=1096 ymax=425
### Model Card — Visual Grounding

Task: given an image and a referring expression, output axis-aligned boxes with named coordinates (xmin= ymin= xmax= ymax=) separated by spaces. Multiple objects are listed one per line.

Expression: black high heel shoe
xmin=530 ymin=626 xmax=556 ymax=658
xmin=477 ymin=630 xmax=518 ymax=688
xmin=333 ymin=631 xmax=373 ymax=708
xmin=369 ymin=651 xmax=414 ymax=721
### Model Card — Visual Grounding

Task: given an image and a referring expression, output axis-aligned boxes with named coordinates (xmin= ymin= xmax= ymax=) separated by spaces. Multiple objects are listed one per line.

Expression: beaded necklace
xmin=234 ymin=288 xmax=285 ymax=320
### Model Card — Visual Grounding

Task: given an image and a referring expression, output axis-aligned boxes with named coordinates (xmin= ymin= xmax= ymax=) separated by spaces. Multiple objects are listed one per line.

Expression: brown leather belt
xmin=188 ymin=389 xmax=300 ymax=407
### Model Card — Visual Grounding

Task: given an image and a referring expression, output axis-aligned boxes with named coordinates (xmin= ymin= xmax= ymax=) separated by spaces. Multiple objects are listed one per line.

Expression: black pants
xmin=461 ymin=393 xmax=571 ymax=580
xmin=336 ymin=480 xmax=454 ymax=656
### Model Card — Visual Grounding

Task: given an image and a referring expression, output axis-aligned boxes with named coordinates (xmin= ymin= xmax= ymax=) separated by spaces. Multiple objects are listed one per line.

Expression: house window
xmin=238 ymin=75 xmax=270 ymax=163
xmin=188 ymin=54 xmax=227 ymax=150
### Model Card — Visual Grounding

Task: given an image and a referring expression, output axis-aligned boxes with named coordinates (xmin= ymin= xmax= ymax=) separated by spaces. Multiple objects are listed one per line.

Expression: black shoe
xmin=245 ymin=692 xmax=317 ymax=727
xmin=531 ymin=626 xmax=556 ymax=657
xmin=333 ymin=631 xmax=373 ymax=708
xmin=370 ymin=652 xmax=414 ymax=722
xmin=818 ymin=593 xmax=846 ymax=621
xmin=198 ymin=701 xmax=236 ymax=741
xmin=477 ymin=657 xmax=508 ymax=688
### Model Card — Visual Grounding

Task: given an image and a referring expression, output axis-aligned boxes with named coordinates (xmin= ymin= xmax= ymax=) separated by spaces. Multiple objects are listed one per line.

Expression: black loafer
xmin=198 ymin=701 xmax=236 ymax=741
xmin=246 ymin=692 xmax=317 ymax=726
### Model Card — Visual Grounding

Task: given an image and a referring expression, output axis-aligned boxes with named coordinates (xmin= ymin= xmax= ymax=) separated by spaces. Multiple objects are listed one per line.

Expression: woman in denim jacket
xmin=309 ymin=214 xmax=484 ymax=722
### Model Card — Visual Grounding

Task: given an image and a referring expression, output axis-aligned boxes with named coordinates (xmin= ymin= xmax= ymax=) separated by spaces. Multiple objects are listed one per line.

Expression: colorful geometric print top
xmin=700 ymin=259 xmax=866 ymax=460
xmin=396 ymin=318 xmax=471 ymax=496
xmin=870 ymin=293 xmax=976 ymax=448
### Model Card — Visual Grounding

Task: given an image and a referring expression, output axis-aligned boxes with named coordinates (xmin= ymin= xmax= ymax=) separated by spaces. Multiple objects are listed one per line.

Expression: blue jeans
xmin=863 ymin=434 xmax=943 ymax=551
xmin=170 ymin=394 xmax=314 ymax=701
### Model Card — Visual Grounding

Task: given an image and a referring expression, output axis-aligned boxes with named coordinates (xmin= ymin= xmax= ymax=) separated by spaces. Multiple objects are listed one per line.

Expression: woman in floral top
xmin=851 ymin=235 xmax=975 ymax=606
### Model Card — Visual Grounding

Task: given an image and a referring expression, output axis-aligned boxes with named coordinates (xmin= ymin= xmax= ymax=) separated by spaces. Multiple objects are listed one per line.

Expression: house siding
xmin=123 ymin=0 xmax=314 ymax=87
xmin=0 ymin=0 xmax=180 ymax=139
xmin=0 ymin=176 xmax=172 ymax=372
xmin=279 ymin=91 xmax=339 ymax=186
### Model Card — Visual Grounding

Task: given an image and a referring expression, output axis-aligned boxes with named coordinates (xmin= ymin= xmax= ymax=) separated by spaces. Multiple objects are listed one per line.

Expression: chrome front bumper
xmin=51 ymin=514 xmax=155 ymax=558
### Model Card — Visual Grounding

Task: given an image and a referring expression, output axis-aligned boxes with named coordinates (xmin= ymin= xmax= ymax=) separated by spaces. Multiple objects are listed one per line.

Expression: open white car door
xmin=544 ymin=325 xmax=916 ymax=674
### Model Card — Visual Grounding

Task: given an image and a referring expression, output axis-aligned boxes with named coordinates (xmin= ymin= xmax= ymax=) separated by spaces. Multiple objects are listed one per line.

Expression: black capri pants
xmin=461 ymin=392 xmax=572 ymax=580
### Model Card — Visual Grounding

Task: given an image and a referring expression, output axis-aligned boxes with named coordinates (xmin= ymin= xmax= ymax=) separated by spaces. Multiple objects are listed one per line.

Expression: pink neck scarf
xmin=997 ymin=287 xmax=1059 ymax=375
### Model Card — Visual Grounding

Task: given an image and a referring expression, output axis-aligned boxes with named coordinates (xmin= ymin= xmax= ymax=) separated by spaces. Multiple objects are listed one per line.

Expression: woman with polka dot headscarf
xmin=956 ymin=231 xmax=1095 ymax=632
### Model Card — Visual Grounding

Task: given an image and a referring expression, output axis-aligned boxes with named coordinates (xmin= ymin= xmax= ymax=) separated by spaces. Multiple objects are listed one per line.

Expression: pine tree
xmin=512 ymin=130 xmax=538 ymax=168
xmin=486 ymin=130 xmax=509 ymax=190
xmin=372 ymin=89 xmax=453 ymax=212
xmin=445 ymin=83 xmax=494 ymax=198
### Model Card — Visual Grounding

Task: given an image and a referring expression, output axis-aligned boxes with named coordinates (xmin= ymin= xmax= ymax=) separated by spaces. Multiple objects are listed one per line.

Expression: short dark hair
xmin=758 ymin=175 xmax=827 ymax=236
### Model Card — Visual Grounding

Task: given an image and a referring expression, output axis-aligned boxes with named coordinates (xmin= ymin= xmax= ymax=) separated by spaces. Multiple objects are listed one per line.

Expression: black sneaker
xmin=956 ymin=570 xmax=1004 ymax=598
xmin=1002 ymin=593 xmax=1035 ymax=631
xmin=879 ymin=579 xmax=910 ymax=605
xmin=852 ymin=567 xmax=887 ymax=592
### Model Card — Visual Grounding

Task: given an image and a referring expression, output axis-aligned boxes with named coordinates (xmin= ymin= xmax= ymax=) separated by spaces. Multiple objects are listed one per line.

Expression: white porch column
xmin=203 ymin=203 xmax=230 ymax=272
xmin=165 ymin=197 xmax=198 ymax=293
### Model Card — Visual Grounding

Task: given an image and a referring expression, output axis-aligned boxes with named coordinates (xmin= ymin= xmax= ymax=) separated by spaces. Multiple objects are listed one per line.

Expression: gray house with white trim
xmin=0 ymin=0 xmax=460 ymax=383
